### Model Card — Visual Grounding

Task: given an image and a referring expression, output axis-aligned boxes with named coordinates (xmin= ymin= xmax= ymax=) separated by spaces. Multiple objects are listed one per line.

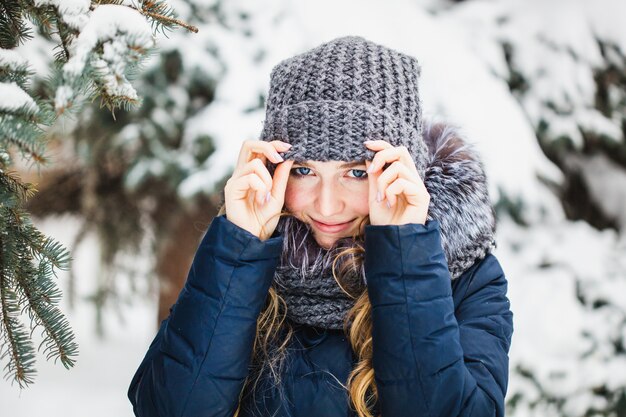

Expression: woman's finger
xmin=236 ymin=139 xmax=291 ymax=169
xmin=268 ymin=160 xmax=294 ymax=204
xmin=365 ymin=142 xmax=417 ymax=175
xmin=233 ymin=158 xmax=274 ymax=194
xmin=384 ymin=177 xmax=423 ymax=208
xmin=365 ymin=160 xmax=385 ymax=209
xmin=376 ymin=161 xmax=422 ymax=203
xmin=230 ymin=172 xmax=270 ymax=206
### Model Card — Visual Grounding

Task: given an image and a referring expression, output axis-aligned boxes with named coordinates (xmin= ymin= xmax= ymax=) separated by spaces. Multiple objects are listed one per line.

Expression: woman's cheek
xmin=284 ymin=181 xmax=307 ymax=212
xmin=350 ymin=183 xmax=370 ymax=215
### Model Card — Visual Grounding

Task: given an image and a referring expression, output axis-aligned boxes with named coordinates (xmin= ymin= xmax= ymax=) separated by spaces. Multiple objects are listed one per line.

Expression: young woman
xmin=128 ymin=36 xmax=514 ymax=417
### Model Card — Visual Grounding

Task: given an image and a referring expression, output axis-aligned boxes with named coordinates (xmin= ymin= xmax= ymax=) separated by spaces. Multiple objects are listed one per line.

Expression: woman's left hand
xmin=364 ymin=140 xmax=430 ymax=226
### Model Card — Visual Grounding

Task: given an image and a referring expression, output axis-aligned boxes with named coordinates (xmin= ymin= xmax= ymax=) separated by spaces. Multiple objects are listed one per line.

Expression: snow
xmin=63 ymin=5 xmax=154 ymax=77
xmin=0 ymin=48 xmax=29 ymax=70
xmin=563 ymin=153 xmax=626 ymax=230
xmin=585 ymin=0 xmax=626 ymax=48
xmin=54 ymin=86 xmax=74 ymax=113
xmin=0 ymin=215 xmax=157 ymax=417
xmin=125 ymin=157 xmax=166 ymax=191
xmin=0 ymin=82 xmax=38 ymax=112
xmin=13 ymin=20 xmax=57 ymax=78
xmin=34 ymin=0 xmax=90 ymax=30
xmin=498 ymin=215 xmax=626 ymax=415
xmin=59 ymin=4 xmax=155 ymax=109
xmin=447 ymin=0 xmax=625 ymax=152
xmin=34 ymin=0 xmax=90 ymax=14
xmin=576 ymin=108 xmax=623 ymax=140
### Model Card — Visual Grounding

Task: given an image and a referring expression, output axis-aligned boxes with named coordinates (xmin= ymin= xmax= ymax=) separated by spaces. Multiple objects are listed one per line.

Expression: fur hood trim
xmin=422 ymin=118 xmax=497 ymax=279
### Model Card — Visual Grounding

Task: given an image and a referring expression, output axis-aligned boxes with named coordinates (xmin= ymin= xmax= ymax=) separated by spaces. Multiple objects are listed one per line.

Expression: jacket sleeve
xmin=128 ymin=214 xmax=284 ymax=417
xmin=364 ymin=219 xmax=513 ymax=417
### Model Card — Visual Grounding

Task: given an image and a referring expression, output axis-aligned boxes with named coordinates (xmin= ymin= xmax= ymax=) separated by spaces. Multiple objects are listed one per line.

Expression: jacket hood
xmin=422 ymin=118 xmax=497 ymax=279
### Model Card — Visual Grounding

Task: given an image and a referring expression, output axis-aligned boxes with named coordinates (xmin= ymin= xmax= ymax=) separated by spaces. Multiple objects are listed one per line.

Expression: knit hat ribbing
xmin=260 ymin=35 xmax=428 ymax=178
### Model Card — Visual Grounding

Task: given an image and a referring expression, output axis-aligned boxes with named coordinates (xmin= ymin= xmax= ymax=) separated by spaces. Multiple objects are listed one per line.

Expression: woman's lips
xmin=311 ymin=218 xmax=354 ymax=233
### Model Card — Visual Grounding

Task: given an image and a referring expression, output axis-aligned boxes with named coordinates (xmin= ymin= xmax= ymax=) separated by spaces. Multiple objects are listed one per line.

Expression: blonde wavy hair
xmin=216 ymin=203 xmax=379 ymax=417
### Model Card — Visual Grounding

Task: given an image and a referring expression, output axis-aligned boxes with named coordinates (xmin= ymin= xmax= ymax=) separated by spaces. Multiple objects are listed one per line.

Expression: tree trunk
xmin=154 ymin=196 xmax=220 ymax=324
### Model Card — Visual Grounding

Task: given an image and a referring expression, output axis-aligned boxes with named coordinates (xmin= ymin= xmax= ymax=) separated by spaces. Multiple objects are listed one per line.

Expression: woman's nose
xmin=315 ymin=181 xmax=344 ymax=217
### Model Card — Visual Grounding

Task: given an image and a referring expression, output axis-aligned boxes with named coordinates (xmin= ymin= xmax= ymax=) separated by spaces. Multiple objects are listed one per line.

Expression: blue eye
xmin=291 ymin=167 xmax=312 ymax=176
xmin=349 ymin=169 xmax=368 ymax=179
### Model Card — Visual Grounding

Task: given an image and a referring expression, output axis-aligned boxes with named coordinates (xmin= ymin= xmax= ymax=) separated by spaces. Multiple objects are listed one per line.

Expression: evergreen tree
xmin=0 ymin=0 xmax=195 ymax=388
xmin=432 ymin=0 xmax=626 ymax=415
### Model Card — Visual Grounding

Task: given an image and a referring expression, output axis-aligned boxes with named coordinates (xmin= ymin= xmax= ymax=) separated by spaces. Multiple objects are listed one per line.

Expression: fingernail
xmin=274 ymin=152 xmax=284 ymax=162
xmin=376 ymin=191 xmax=382 ymax=202
xmin=367 ymin=164 xmax=375 ymax=173
xmin=265 ymin=191 xmax=271 ymax=203
xmin=282 ymin=142 xmax=292 ymax=148
xmin=386 ymin=200 xmax=391 ymax=209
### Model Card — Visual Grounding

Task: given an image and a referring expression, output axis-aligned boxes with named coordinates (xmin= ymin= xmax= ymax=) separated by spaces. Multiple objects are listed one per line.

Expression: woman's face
xmin=284 ymin=160 xmax=370 ymax=249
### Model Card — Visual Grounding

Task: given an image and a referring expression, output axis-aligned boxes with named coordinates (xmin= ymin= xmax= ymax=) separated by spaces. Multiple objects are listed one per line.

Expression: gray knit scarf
xmin=270 ymin=118 xmax=498 ymax=330
xmin=272 ymin=214 xmax=366 ymax=330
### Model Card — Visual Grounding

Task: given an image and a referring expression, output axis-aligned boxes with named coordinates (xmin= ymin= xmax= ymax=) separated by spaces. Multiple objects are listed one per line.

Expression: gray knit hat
xmin=259 ymin=35 xmax=428 ymax=178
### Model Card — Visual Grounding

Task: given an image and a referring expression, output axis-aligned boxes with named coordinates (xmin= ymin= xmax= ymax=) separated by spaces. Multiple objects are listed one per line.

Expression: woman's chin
xmin=312 ymin=235 xmax=337 ymax=250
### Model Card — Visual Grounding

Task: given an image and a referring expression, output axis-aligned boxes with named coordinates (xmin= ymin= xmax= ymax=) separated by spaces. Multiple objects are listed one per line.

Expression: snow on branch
xmin=33 ymin=0 xmax=91 ymax=30
xmin=28 ymin=1 xmax=197 ymax=116
xmin=53 ymin=4 xmax=155 ymax=115
xmin=0 ymin=48 xmax=30 ymax=70
xmin=0 ymin=82 xmax=39 ymax=113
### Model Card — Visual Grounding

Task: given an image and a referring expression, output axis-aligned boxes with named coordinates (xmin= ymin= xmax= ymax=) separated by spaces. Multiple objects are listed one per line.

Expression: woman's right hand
xmin=224 ymin=139 xmax=294 ymax=240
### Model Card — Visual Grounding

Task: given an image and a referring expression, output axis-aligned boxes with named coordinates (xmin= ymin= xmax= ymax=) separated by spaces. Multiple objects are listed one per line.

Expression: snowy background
xmin=2 ymin=0 xmax=626 ymax=416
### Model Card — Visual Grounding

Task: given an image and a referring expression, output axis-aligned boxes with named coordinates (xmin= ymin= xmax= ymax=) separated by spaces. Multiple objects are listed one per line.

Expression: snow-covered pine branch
xmin=0 ymin=0 xmax=194 ymax=389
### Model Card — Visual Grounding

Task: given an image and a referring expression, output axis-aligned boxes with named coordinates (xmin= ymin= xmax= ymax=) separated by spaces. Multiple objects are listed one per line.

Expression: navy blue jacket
xmin=128 ymin=214 xmax=513 ymax=416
